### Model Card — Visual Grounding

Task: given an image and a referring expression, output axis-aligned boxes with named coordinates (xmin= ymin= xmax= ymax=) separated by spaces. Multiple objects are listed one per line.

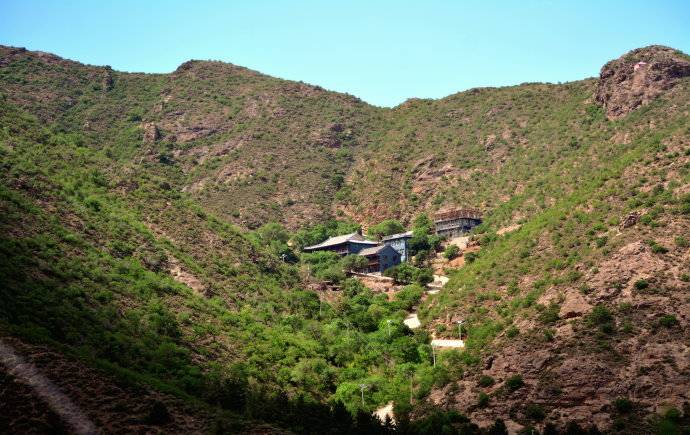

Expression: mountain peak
xmin=596 ymin=45 xmax=690 ymax=119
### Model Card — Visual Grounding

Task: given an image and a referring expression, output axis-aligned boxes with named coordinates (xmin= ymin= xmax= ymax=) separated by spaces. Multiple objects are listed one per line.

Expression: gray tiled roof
xmin=381 ymin=230 xmax=413 ymax=241
xmin=303 ymin=232 xmax=377 ymax=250
xmin=357 ymin=245 xmax=387 ymax=256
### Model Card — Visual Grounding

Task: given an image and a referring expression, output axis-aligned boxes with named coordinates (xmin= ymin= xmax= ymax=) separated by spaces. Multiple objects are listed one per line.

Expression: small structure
xmin=434 ymin=208 xmax=482 ymax=239
xmin=357 ymin=244 xmax=401 ymax=274
xmin=382 ymin=230 xmax=413 ymax=263
xmin=303 ymin=231 xmax=378 ymax=256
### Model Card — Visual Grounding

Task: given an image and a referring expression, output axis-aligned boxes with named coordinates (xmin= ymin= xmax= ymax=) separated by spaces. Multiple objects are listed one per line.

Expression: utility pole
xmin=456 ymin=319 xmax=464 ymax=340
xmin=386 ymin=319 xmax=392 ymax=338
xmin=409 ymin=373 xmax=414 ymax=404
xmin=359 ymin=384 xmax=368 ymax=406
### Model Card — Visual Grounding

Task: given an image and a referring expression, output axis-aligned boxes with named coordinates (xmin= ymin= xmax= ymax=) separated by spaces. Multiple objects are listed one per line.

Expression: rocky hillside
xmin=417 ymin=47 xmax=690 ymax=432
xmin=1 ymin=44 xmax=689 ymax=433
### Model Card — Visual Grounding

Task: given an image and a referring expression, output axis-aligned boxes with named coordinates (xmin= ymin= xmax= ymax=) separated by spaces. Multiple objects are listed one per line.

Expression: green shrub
xmin=675 ymin=236 xmax=688 ymax=248
xmin=586 ymin=304 xmax=614 ymax=332
xmin=443 ymin=244 xmax=460 ymax=260
xmin=524 ymin=403 xmax=545 ymax=421
xmin=464 ymin=252 xmax=479 ymax=263
xmin=679 ymin=194 xmax=690 ymax=215
xmin=612 ymin=398 xmax=633 ymax=413
xmin=537 ymin=303 xmax=560 ymax=325
xmin=340 ymin=254 xmax=368 ymax=272
xmin=647 ymin=240 xmax=669 ymax=254
xmin=477 ymin=392 xmax=490 ymax=408
xmin=384 ymin=263 xmax=432 ymax=285
xmin=506 ymin=326 xmax=519 ymax=338
xmin=634 ymin=279 xmax=649 ymax=290
xmin=504 ymin=374 xmax=524 ymax=392
xmin=664 ymin=407 xmax=682 ymax=421
xmin=478 ymin=375 xmax=495 ymax=387
xmin=659 ymin=314 xmax=678 ymax=328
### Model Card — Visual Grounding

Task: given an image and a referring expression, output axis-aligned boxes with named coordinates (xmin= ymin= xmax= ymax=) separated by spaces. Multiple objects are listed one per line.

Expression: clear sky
xmin=2 ymin=0 xmax=689 ymax=107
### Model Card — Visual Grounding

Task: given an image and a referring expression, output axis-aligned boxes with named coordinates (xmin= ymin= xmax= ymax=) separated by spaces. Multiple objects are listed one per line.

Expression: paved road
xmin=431 ymin=339 xmax=465 ymax=348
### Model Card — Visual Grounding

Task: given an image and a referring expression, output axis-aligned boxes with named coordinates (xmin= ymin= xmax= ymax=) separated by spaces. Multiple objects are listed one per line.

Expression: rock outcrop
xmin=596 ymin=45 xmax=690 ymax=119
xmin=142 ymin=122 xmax=160 ymax=144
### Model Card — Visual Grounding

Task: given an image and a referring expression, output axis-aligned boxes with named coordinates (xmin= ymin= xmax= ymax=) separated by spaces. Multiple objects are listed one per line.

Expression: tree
xmin=341 ymin=254 xmax=369 ymax=272
xmin=257 ymin=222 xmax=289 ymax=244
xmin=412 ymin=213 xmax=433 ymax=234
xmin=367 ymin=219 xmax=405 ymax=239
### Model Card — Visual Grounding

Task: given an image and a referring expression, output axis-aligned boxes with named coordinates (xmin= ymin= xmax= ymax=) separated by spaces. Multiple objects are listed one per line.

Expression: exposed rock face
xmin=620 ymin=211 xmax=640 ymax=229
xmin=142 ymin=122 xmax=160 ymax=144
xmin=596 ymin=45 xmax=690 ymax=119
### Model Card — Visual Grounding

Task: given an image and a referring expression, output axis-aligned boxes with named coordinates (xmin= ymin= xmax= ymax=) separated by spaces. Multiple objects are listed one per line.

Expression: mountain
xmin=0 ymin=44 xmax=689 ymax=433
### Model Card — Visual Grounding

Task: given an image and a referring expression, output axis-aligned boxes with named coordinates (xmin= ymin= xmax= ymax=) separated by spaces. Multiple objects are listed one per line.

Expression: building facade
xmin=357 ymin=244 xmax=401 ymax=273
xmin=434 ymin=209 xmax=482 ymax=239
xmin=382 ymin=230 xmax=413 ymax=263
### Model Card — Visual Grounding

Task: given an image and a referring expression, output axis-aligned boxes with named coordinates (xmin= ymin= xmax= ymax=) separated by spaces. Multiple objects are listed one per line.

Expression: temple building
xmin=434 ymin=208 xmax=482 ymax=239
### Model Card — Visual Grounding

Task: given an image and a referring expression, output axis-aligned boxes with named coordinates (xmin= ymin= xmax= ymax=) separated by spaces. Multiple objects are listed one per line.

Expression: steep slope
xmin=414 ymin=48 xmax=690 ymax=432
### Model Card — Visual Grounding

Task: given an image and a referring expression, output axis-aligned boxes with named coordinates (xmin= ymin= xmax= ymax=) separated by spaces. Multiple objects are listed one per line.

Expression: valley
xmin=0 ymin=44 xmax=689 ymax=434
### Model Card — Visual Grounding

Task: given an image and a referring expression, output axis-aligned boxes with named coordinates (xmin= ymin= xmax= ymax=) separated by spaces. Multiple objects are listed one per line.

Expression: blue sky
xmin=2 ymin=0 xmax=689 ymax=107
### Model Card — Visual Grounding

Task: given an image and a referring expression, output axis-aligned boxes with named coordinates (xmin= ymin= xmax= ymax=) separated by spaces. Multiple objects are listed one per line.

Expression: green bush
xmin=679 ymin=194 xmax=690 ymax=215
xmin=340 ymin=254 xmax=368 ymax=272
xmin=647 ymin=240 xmax=669 ymax=254
xmin=478 ymin=375 xmax=495 ymax=387
xmin=537 ymin=303 xmax=560 ymax=325
xmin=612 ymin=398 xmax=633 ymax=413
xmin=392 ymin=284 xmax=424 ymax=311
xmin=659 ymin=314 xmax=678 ymax=328
xmin=634 ymin=279 xmax=649 ymax=290
xmin=367 ymin=219 xmax=405 ymax=239
xmin=477 ymin=392 xmax=490 ymax=407
xmin=504 ymin=374 xmax=524 ymax=392
xmin=384 ymin=263 xmax=433 ymax=285
xmin=443 ymin=244 xmax=460 ymax=260
xmin=464 ymin=252 xmax=479 ymax=263
xmin=524 ymin=403 xmax=545 ymax=421
xmin=587 ymin=304 xmax=615 ymax=333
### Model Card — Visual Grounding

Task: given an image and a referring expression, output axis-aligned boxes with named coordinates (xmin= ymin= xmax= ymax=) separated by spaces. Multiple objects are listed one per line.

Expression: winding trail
xmin=0 ymin=339 xmax=98 ymax=435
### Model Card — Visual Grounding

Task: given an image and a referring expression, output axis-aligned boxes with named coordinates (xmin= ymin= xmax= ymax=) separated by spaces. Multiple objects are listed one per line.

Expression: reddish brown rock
xmin=596 ymin=46 xmax=690 ymax=119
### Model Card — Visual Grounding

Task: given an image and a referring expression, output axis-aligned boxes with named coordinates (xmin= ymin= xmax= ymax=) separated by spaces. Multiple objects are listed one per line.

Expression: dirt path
xmin=373 ymin=401 xmax=395 ymax=424
xmin=0 ymin=339 xmax=98 ymax=435
xmin=0 ymin=336 xmax=210 ymax=434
